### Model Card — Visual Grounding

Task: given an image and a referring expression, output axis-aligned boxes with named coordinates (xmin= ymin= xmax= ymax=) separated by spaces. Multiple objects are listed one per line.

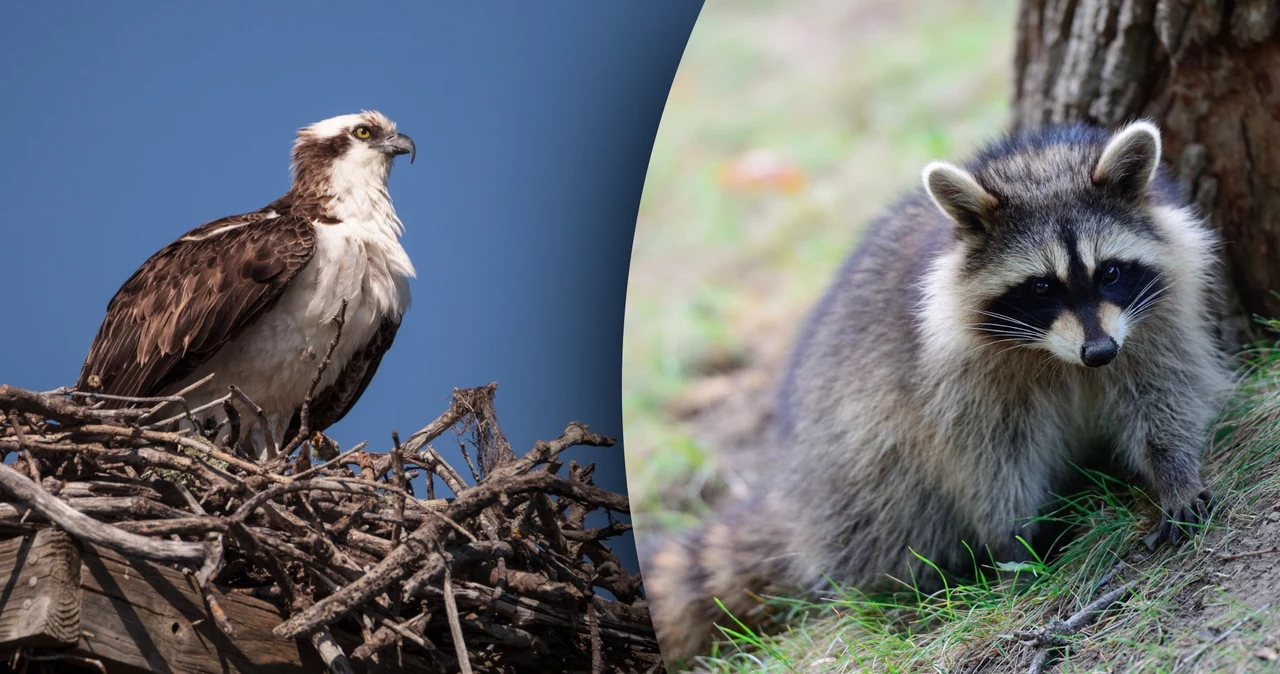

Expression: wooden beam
xmin=0 ymin=529 xmax=82 ymax=649
xmin=0 ymin=533 xmax=431 ymax=673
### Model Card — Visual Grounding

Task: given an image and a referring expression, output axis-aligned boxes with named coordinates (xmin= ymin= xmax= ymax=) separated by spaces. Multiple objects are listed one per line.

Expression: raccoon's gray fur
xmin=642 ymin=121 xmax=1235 ymax=662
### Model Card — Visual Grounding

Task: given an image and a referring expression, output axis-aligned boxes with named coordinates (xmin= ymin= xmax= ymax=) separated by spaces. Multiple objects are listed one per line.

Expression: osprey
xmin=76 ymin=111 xmax=417 ymax=459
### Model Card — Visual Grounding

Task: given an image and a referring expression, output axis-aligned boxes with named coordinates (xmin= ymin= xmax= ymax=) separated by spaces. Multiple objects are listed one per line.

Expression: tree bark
xmin=1011 ymin=0 xmax=1280 ymax=339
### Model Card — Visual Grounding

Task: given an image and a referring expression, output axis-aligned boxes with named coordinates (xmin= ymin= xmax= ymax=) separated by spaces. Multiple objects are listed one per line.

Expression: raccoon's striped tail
xmin=641 ymin=495 xmax=790 ymax=664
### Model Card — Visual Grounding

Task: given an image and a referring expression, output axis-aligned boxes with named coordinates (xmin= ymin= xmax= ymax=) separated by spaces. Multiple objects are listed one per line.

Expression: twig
xmin=311 ymin=629 xmax=357 ymax=674
xmin=228 ymin=385 xmax=276 ymax=459
xmin=175 ymin=481 xmax=236 ymax=638
xmin=279 ymin=299 xmax=347 ymax=460
xmin=231 ymin=480 xmax=382 ymax=523
xmin=588 ymin=602 xmax=603 ymax=674
xmin=443 ymin=561 xmax=473 ymax=674
xmin=401 ymin=385 xmax=496 ymax=455
xmin=222 ymin=399 xmax=243 ymax=458
xmin=390 ymin=431 xmax=407 ymax=620
xmin=458 ymin=438 xmax=481 ymax=484
xmin=63 ymin=390 xmax=187 ymax=405
xmin=144 ymin=393 xmax=232 ymax=430
xmin=5 ymin=410 xmax=39 ymax=484
xmin=1087 ymin=561 xmax=1125 ymax=600
xmin=290 ymin=443 xmax=368 ymax=482
xmin=1027 ymin=646 xmax=1050 ymax=674
xmin=66 ymin=424 xmax=276 ymax=480
xmin=352 ymin=612 xmax=436 ymax=661
xmin=390 ymin=431 xmax=406 ymax=544
xmin=197 ymin=535 xmax=235 ymax=637
xmin=380 ymin=615 xmax=431 ymax=650
xmin=1017 ymin=581 xmax=1133 ymax=673
xmin=165 ymin=371 xmax=218 ymax=400
xmin=135 ymin=372 xmax=216 ymax=421
xmin=67 ymin=387 xmax=203 ymax=432
xmin=1218 ymin=546 xmax=1280 ymax=561
xmin=0 ymin=460 xmax=207 ymax=563
xmin=1016 ymin=582 xmax=1133 ymax=648
xmin=534 ymin=492 xmax=569 ymax=556
xmin=0 ymin=385 xmax=147 ymax=424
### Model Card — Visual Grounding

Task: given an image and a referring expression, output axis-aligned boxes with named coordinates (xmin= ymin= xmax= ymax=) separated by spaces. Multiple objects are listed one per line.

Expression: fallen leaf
xmin=718 ymin=148 xmax=806 ymax=194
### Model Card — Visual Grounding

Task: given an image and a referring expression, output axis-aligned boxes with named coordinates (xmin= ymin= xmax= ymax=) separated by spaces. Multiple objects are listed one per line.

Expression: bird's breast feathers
xmin=176 ymin=212 xmax=412 ymax=435
xmin=273 ymin=212 xmax=413 ymax=393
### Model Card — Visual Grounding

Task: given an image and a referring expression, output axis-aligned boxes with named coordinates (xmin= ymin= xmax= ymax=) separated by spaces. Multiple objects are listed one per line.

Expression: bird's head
xmin=289 ymin=110 xmax=415 ymax=199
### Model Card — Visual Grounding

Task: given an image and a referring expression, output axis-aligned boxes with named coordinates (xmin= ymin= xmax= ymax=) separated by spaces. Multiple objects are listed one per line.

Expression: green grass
xmin=674 ymin=336 xmax=1280 ymax=673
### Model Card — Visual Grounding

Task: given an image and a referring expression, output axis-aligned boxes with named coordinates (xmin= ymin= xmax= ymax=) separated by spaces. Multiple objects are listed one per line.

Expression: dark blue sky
xmin=0 ymin=2 xmax=703 ymax=571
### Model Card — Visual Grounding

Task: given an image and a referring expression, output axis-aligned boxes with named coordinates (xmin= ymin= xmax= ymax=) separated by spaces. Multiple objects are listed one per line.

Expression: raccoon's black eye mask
xmin=1024 ymin=260 xmax=1125 ymax=301
xmin=981 ymin=258 xmax=1164 ymax=339
xmin=1098 ymin=259 xmax=1165 ymax=314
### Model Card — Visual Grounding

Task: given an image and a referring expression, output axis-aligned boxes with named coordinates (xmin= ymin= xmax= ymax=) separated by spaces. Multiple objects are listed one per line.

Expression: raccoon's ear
xmin=1092 ymin=120 xmax=1162 ymax=193
xmin=922 ymin=161 xmax=997 ymax=235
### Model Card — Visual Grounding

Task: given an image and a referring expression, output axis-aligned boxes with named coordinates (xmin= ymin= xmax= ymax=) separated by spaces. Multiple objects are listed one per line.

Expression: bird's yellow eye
xmin=353 ymin=126 xmax=372 ymax=139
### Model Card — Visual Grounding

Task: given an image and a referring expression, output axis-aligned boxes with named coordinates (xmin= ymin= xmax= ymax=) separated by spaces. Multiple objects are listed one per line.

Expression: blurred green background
xmin=623 ymin=0 xmax=1018 ymax=513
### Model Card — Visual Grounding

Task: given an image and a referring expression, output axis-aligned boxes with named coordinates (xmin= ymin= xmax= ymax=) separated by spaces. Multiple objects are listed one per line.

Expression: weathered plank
xmin=73 ymin=542 xmax=431 ymax=673
xmin=0 ymin=533 xmax=431 ymax=673
xmin=0 ymin=529 xmax=82 ymax=648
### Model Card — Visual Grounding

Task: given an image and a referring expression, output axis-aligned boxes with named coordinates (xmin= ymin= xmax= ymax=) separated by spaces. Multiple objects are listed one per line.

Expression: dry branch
xmin=0 ymin=381 xmax=658 ymax=673
xmin=1014 ymin=571 xmax=1134 ymax=674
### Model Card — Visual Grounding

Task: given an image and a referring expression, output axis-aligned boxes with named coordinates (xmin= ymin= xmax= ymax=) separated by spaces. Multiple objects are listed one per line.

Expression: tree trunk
xmin=1011 ymin=0 xmax=1280 ymax=340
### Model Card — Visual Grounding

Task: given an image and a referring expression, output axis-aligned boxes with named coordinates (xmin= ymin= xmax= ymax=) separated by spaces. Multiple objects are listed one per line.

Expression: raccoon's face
xmin=977 ymin=238 xmax=1166 ymax=367
xmin=923 ymin=121 xmax=1175 ymax=368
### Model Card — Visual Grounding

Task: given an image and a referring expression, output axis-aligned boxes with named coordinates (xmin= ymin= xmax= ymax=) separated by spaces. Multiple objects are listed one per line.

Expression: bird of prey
xmin=76 ymin=111 xmax=417 ymax=459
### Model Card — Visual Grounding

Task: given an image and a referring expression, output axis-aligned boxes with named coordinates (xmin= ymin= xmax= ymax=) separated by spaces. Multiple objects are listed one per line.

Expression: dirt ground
xmin=1141 ymin=512 xmax=1280 ymax=671
xmin=660 ymin=330 xmax=783 ymax=462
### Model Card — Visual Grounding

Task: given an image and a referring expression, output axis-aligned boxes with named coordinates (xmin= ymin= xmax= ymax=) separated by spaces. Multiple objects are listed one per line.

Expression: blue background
xmin=0 ymin=1 xmax=703 ymax=573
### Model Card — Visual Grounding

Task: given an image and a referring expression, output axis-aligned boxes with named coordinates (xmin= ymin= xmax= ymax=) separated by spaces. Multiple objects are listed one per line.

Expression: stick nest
xmin=0 ymin=381 xmax=657 ymax=673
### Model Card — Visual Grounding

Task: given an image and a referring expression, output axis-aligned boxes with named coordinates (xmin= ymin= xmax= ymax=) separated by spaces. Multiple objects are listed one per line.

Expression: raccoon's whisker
xmin=1126 ymin=285 xmax=1170 ymax=322
xmin=1004 ymin=304 xmax=1055 ymax=329
xmin=1130 ymin=290 xmax=1167 ymax=316
xmin=994 ymin=342 xmax=1037 ymax=358
xmin=974 ymin=332 xmax=1045 ymax=345
xmin=970 ymin=326 xmax=1044 ymax=340
xmin=975 ymin=311 xmax=1046 ymax=335
xmin=985 ymin=338 xmax=1036 ymax=347
xmin=1124 ymin=272 xmax=1169 ymax=314
xmin=1121 ymin=273 xmax=1171 ymax=326
xmin=1126 ymin=270 xmax=1167 ymax=306
xmin=1128 ymin=302 xmax=1166 ymax=324
xmin=1032 ymin=356 xmax=1058 ymax=380
xmin=971 ymin=322 xmax=1047 ymax=336
xmin=961 ymin=338 xmax=1037 ymax=362
xmin=1049 ymin=360 xmax=1067 ymax=390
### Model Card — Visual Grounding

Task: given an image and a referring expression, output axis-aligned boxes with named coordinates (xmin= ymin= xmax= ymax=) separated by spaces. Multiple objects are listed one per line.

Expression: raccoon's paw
xmin=1146 ymin=489 xmax=1214 ymax=549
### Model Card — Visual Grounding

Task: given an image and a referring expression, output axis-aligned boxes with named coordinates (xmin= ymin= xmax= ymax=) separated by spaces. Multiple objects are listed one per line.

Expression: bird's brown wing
xmin=76 ymin=212 xmax=316 ymax=399
xmin=283 ymin=317 xmax=401 ymax=444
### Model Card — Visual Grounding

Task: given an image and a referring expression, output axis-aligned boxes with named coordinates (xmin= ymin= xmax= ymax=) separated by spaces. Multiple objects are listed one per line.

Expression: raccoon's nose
xmin=1081 ymin=336 xmax=1118 ymax=367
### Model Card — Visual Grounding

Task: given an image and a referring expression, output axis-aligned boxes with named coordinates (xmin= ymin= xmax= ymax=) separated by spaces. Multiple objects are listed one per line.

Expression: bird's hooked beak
xmin=380 ymin=133 xmax=416 ymax=164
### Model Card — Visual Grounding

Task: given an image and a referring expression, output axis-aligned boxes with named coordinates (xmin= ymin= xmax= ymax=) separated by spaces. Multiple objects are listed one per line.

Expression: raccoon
xmin=642 ymin=121 xmax=1235 ymax=662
